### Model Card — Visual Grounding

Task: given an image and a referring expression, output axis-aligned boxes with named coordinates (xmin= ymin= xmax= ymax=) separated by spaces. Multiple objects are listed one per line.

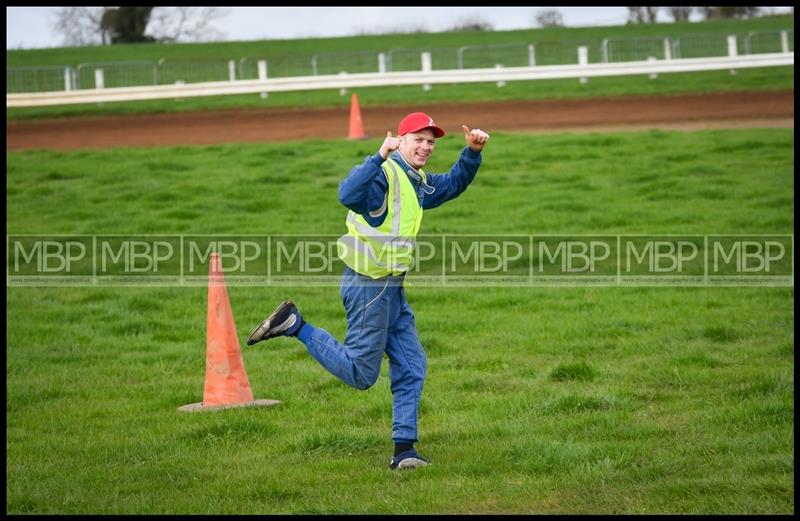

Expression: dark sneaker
xmin=247 ymin=299 xmax=302 ymax=345
xmin=389 ymin=449 xmax=430 ymax=470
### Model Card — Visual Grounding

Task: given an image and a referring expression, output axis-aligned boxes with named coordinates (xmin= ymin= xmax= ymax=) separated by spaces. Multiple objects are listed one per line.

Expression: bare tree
xmin=146 ymin=7 xmax=229 ymax=43
xmin=102 ymin=7 xmax=156 ymax=44
xmin=700 ymin=6 xmax=761 ymax=20
xmin=51 ymin=7 xmax=110 ymax=46
xmin=667 ymin=7 xmax=694 ymax=22
xmin=626 ymin=7 xmax=659 ymax=24
xmin=52 ymin=6 xmax=229 ymax=46
xmin=535 ymin=9 xmax=564 ymax=28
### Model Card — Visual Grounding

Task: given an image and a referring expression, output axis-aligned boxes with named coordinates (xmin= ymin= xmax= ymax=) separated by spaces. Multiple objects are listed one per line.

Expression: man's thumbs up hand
xmin=462 ymin=125 xmax=490 ymax=152
xmin=379 ymin=130 xmax=403 ymax=159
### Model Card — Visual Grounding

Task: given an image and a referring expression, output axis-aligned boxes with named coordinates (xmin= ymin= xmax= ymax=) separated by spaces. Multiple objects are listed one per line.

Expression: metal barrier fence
xmin=387 ymin=46 xmax=459 ymax=71
xmin=531 ymin=39 xmax=605 ymax=66
xmin=602 ymin=37 xmax=676 ymax=62
xmin=458 ymin=43 xmax=536 ymax=68
xmin=746 ymin=29 xmax=794 ymax=54
xmin=241 ymin=54 xmax=315 ymax=78
xmin=8 ymin=53 xmax=794 ymax=107
xmin=6 ymin=65 xmax=75 ymax=93
xmin=673 ymin=32 xmax=734 ymax=58
xmin=6 ymin=29 xmax=794 ymax=94
xmin=156 ymin=59 xmax=234 ymax=84
xmin=75 ymin=60 xmax=157 ymax=89
xmin=311 ymin=50 xmax=384 ymax=76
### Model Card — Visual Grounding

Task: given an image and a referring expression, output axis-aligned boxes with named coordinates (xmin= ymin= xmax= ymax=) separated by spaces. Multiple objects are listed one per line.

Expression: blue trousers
xmin=296 ymin=266 xmax=427 ymax=444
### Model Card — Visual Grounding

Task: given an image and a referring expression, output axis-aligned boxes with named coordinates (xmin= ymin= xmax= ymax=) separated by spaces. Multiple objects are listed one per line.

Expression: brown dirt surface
xmin=6 ymin=90 xmax=793 ymax=151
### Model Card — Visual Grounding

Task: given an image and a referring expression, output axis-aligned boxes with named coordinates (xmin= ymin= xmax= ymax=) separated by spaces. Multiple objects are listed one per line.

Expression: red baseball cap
xmin=397 ymin=112 xmax=445 ymax=138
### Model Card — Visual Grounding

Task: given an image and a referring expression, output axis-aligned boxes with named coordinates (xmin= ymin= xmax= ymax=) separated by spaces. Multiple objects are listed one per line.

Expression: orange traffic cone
xmin=348 ymin=93 xmax=366 ymax=140
xmin=178 ymin=253 xmax=280 ymax=412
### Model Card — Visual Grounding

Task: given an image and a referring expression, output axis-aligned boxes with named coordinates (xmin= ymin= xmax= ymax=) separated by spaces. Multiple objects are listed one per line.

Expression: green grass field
xmin=6 ymin=128 xmax=794 ymax=513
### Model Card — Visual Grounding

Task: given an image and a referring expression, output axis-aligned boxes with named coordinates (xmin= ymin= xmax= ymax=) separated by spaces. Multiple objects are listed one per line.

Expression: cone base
xmin=177 ymin=398 xmax=281 ymax=413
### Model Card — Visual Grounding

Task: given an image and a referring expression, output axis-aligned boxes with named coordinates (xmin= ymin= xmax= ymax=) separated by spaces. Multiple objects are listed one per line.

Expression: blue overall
xmin=298 ymin=268 xmax=423 ymax=443
xmin=296 ymin=147 xmax=482 ymax=445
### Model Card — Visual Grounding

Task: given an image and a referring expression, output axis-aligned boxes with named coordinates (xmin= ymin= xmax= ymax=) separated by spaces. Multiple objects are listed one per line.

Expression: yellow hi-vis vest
xmin=337 ymin=157 xmax=424 ymax=279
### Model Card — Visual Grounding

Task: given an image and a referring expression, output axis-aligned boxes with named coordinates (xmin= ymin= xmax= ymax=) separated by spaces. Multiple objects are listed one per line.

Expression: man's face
xmin=398 ymin=129 xmax=436 ymax=169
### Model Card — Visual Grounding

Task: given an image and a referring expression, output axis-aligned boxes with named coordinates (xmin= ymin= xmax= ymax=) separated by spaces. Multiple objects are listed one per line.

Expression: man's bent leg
xmin=296 ymin=268 xmax=393 ymax=390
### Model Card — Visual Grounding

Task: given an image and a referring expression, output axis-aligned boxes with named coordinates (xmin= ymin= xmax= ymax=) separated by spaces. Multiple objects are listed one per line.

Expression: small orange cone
xmin=348 ymin=93 xmax=366 ymax=140
xmin=178 ymin=253 xmax=280 ymax=412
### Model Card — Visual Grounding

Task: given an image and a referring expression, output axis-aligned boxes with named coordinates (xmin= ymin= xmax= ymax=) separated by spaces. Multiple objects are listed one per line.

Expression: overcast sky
xmin=6 ymin=6 xmax=793 ymax=50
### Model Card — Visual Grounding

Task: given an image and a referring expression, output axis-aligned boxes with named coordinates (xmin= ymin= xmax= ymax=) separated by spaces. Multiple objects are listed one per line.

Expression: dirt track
xmin=6 ymin=90 xmax=793 ymax=151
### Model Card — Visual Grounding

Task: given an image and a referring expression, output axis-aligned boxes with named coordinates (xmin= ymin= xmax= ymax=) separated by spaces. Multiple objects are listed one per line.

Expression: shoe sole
xmin=392 ymin=458 xmax=430 ymax=470
xmin=247 ymin=299 xmax=294 ymax=345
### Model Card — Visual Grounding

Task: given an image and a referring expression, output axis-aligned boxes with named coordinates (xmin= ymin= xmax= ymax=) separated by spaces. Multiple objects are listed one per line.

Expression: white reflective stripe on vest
xmin=368 ymin=192 xmax=388 ymax=218
xmin=385 ymin=160 xmax=403 ymax=235
xmin=345 ymin=213 xmax=416 ymax=250
xmin=338 ymin=234 xmax=409 ymax=272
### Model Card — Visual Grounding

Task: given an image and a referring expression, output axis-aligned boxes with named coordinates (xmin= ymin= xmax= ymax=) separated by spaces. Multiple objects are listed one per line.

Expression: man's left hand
xmin=462 ymin=125 xmax=490 ymax=152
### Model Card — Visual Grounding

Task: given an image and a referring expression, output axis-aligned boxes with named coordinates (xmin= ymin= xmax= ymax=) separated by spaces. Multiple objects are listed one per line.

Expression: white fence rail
xmin=6 ymin=52 xmax=793 ymax=108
